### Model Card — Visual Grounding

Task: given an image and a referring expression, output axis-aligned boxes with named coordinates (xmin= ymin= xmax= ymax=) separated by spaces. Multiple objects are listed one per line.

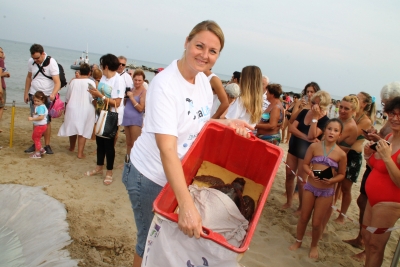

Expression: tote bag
xmin=48 ymin=94 xmax=65 ymax=118
xmin=95 ymin=98 xmax=118 ymax=139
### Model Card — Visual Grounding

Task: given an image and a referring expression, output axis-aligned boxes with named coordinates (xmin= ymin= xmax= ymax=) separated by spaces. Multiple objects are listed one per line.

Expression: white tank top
xmin=207 ymin=73 xmax=217 ymax=82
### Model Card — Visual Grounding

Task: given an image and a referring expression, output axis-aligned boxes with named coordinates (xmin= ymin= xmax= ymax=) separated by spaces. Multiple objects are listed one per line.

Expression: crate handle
xmin=158 ymin=212 xmax=227 ymax=243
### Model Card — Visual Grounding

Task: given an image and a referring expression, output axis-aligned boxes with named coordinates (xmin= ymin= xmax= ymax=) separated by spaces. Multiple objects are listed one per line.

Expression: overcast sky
xmin=2 ymin=0 xmax=399 ymax=102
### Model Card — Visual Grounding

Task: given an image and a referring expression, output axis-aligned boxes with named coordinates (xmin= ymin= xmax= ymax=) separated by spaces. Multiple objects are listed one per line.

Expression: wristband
xmin=134 ymin=103 xmax=139 ymax=107
xmin=102 ymin=96 xmax=106 ymax=100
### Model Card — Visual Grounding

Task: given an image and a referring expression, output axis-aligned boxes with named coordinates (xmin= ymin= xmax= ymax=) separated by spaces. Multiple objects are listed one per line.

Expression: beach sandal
xmin=103 ymin=175 xmax=113 ymax=185
xmin=85 ymin=169 xmax=103 ymax=176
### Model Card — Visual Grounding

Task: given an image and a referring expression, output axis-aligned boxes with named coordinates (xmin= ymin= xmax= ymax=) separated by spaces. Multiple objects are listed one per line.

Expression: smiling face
xmin=388 ymin=108 xmax=400 ymax=130
xmin=183 ymin=30 xmax=221 ymax=75
xmin=324 ymin=121 xmax=342 ymax=142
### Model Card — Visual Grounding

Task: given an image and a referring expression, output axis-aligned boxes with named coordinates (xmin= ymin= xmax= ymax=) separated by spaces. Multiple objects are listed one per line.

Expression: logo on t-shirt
xmin=186 ymin=97 xmax=210 ymax=122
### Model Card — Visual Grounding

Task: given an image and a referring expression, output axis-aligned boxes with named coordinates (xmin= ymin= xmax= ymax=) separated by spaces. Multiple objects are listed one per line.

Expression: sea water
xmin=0 ymin=38 xmax=341 ymax=107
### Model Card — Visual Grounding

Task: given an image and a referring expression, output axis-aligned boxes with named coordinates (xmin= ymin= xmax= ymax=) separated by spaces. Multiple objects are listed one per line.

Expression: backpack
xmin=32 ymin=56 xmax=67 ymax=89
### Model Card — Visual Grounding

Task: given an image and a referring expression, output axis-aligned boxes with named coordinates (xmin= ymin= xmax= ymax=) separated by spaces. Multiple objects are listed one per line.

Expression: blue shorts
xmin=29 ymin=93 xmax=52 ymax=123
xmin=122 ymin=161 xmax=163 ymax=258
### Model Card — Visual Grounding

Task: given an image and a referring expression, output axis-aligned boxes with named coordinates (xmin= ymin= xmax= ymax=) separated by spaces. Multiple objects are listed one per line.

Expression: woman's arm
xmin=289 ymin=120 xmax=309 ymax=141
xmin=127 ymin=91 xmax=146 ymax=113
xmin=256 ymin=106 xmax=280 ymax=131
xmin=289 ymin=101 xmax=303 ymax=124
xmin=307 ymin=105 xmax=322 ymax=140
xmin=155 ymin=134 xmax=202 ymax=238
xmin=210 ymin=77 xmax=229 ymax=119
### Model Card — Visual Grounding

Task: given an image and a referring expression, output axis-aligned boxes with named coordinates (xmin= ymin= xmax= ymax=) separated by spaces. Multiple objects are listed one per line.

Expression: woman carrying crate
xmin=121 ymin=20 xmax=252 ymax=267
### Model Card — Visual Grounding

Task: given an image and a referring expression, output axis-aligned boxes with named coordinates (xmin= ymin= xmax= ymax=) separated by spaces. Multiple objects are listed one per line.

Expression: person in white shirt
xmin=23 ymin=44 xmax=61 ymax=154
xmin=121 ymin=20 xmax=252 ymax=267
xmin=225 ymin=65 xmax=264 ymax=128
xmin=86 ymin=54 xmax=125 ymax=185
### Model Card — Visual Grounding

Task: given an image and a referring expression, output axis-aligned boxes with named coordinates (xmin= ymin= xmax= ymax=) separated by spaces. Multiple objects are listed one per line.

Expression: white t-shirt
xmin=225 ymin=97 xmax=256 ymax=127
xmin=262 ymin=91 xmax=270 ymax=111
xmin=28 ymin=53 xmax=59 ymax=96
xmin=33 ymin=104 xmax=48 ymax=126
xmin=131 ymin=60 xmax=213 ymax=186
xmin=99 ymin=73 xmax=125 ymax=125
xmin=119 ymin=71 xmax=134 ymax=89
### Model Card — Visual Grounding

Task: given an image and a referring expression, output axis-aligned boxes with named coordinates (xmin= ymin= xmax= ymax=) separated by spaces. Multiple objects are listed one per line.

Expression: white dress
xmin=58 ymin=78 xmax=95 ymax=139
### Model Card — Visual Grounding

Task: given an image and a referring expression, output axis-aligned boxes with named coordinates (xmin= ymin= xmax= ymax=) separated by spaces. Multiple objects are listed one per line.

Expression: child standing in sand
xmin=289 ymin=118 xmax=347 ymax=258
xmin=28 ymin=91 xmax=48 ymax=159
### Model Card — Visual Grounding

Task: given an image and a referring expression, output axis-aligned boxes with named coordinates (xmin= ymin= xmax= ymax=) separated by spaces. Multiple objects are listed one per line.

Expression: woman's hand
xmin=320 ymin=178 xmax=333 ymax=185
xmin=300 ymin=99 xmax=307 ymax=109
xmin=364 ymin=141 xmax=375 ymax=158
xmin=311 ymin=103 xmax=320 ymax=118
xmin=126 ymin=91 xmax=133 ymax=98
xmin=178 ymin=200 xmax=202 ymax=238
xmin=375 ymin=139 xmax=392 ymax=162
xmin=218 ymin=119 xmax=254 ymax=138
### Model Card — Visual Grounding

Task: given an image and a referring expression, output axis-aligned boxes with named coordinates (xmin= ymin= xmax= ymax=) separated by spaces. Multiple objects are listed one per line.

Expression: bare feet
xmin=289 ymin=240 xmax=302 ymax=251
xmin=77 ymin=154 xmax=86 ymax=159
xmin=293 ymin=192 xmax=299 ymax=200
xmin=309 ymin=246 xmax=319 ymax=259
xmin=343 ymin=238 xmax=364 ymax=250
xmin=333 ymin=216 xmax=345 ymax=225
xmin=351 ymin=251 xmax=366 ymax=262
xmin=67 ymin=146 xmax=74 ymax=152
xmin=282 ymin=202 xmax=292 ymax=209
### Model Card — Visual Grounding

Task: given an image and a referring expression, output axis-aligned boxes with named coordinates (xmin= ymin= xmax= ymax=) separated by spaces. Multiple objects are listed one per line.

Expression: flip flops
xmin=85 ymin=169 xmax=103 ymax=176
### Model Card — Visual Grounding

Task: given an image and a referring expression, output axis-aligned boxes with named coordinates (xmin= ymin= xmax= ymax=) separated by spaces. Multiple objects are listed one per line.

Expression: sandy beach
xmin=0 ymin=106 xmax=399 ymax=267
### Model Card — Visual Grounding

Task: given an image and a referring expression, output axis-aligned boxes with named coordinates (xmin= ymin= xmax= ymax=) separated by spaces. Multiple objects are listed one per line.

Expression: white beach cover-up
xmin=58 ymin=78 xmax=95 ymax=139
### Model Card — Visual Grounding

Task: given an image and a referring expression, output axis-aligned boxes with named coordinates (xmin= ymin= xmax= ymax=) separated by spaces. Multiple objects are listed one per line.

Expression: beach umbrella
xmin=0 ymin=184 xmax=77 ymax=267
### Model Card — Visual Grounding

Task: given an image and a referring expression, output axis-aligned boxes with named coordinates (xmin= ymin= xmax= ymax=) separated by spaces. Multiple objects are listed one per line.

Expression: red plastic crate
xmin=153 ymin=121 xmax=284 ymax=253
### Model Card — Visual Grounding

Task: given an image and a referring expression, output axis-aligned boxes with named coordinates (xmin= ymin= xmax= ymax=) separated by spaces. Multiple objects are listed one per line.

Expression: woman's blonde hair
xmin=312 ymin=90 xmax=331 ymax=111
xmin=187 ymin=20 xmax=225 ymax=52
xmin=239 ymin=65 xmax=263 ymax=124
xmin=359 ymin=91 xmax=376 ymax=122
xmin=342 ymin=95 xmax=360 ymax=112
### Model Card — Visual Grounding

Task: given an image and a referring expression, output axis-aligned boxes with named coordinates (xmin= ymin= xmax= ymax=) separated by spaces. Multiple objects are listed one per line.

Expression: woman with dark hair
xmin=289 ymin=82 xmax=321 ymax=124
xmin=362 ymin=96 xmax=400 ymax=267
xmin=122 ymin=69 xmax=147 ymax=155
xmin=255 ymin=83 xmax=285 ymax=145
xmin=282 ymin=93 xmax=300 ymax=143
xmin=58 ymin=63 xmax=96 ymax=159
xmin=86 ymin=54 xmax=125 ymax=185
xmin=283 ymin=90 xmax=330 ymax=212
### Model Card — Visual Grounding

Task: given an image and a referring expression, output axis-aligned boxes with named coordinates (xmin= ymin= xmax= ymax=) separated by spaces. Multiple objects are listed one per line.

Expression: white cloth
xmin=262 ymin=91 xmax=270 ymax=111
xmin=131 ymin=60 xmax=213 ymax=187
xmin=99 ymin=73 xmax=125 ymax=125
xmin=28 ymin=53 xmax=59 ymax=96
xmin=143 ymin=81 xmax=148 ymax=90
xmin=142 ymin=214 xmax=241 ymax=267
xmin=210 ymin=94 xmax=220 ymax=117
xmin=119 ymin=71 xmax=133 ymax=89
xmin=189 ymin=185 xmax=248 ymax=247
xmin=225 ymin=97 xmax=256 ymax=127
xmin=58 ymin=78 xmax=95 ymax=139
xmin=207 ymin=73 xmax=217 ymax=82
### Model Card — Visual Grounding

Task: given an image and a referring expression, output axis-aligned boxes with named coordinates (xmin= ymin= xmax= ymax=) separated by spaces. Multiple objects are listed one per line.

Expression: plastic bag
xmin=142 ymin=214 xmax=242 ymax=267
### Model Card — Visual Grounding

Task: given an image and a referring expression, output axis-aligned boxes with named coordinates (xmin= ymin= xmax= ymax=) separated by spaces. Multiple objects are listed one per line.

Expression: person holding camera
xmin=121 ymin=69 xmax=146 ymax=155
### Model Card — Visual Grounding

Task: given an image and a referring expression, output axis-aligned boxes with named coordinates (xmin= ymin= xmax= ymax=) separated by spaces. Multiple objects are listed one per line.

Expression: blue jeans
xmin=122 ymin=161 xmax=163 ymax=257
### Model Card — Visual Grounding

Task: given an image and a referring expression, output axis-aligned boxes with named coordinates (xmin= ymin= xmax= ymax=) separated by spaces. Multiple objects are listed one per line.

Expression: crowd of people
xmin=1 ymin=20 xmax=400 ymax=266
